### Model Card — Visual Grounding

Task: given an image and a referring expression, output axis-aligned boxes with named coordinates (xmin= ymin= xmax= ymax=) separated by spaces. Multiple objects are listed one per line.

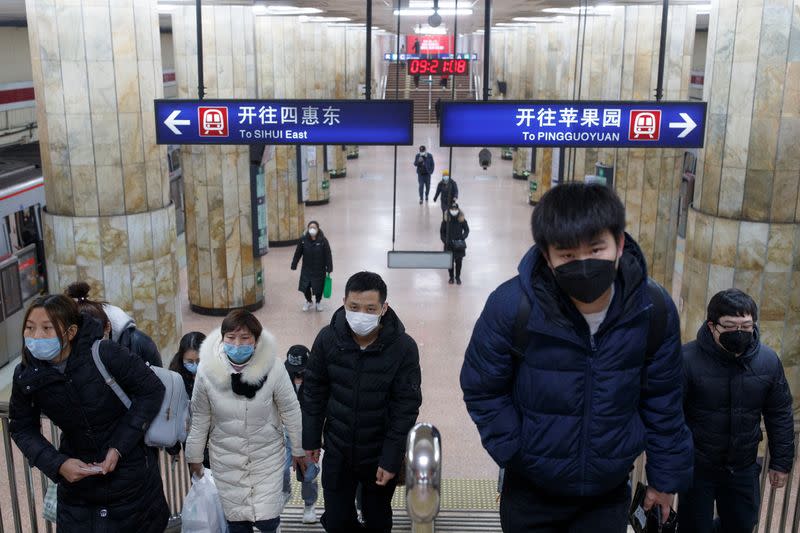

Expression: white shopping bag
xmin=181 ymin=469 xmax=228 ymax=533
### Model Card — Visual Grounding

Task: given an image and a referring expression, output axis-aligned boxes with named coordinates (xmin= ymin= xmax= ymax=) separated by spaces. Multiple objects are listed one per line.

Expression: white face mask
xmin=442 ymin=176 xmax=450 ymax=182
xmin=308 ymin=227 xmax=318 ymax=236
xmin=449 ymin=209 xmax=459 ymax=216
xmin=346 ymin=309 xmax=382 ymax=337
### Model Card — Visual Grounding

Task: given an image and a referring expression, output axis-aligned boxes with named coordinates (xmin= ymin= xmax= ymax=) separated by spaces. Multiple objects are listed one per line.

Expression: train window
xmin=0 ymin=258 xmax=23 ymax=317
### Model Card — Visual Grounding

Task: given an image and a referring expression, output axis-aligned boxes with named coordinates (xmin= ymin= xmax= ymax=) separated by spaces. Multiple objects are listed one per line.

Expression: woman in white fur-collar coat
xmin=185 ymin=310 xmax=304 ymax=533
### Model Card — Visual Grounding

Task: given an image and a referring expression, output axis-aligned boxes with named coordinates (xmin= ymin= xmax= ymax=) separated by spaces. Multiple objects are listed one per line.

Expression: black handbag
xmin=450 ymin=239 xmax=466 ymax=251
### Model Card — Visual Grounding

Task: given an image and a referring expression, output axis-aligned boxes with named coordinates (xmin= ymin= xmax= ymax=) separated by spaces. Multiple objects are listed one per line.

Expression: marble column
xmin=27 ymin=0 xmax=181 ymax=353
xmin=509 ymin=27 xmax=536 ymax=181
xmin=614 ymin=6 xmax=696 ymax=288
xmin=173 ymin=6 xmax=263 ymax=313
xmin=559 ymin=6 xmax=695 ymax=289
xmin=529 ymin=21 xmax=577 ymax=204
xmin=328 ymin=26 xmax=348 ymax=178
xmin=681 ymin=0 xmax=800 ymax=403
xmin=345 ymin=26 xmax=366 ymax=159
xmin=255 ymin=15 xmax=306 ymax=245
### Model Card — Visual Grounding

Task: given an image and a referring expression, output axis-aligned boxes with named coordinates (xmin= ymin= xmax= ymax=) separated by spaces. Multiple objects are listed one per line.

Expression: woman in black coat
xmin=9 ymin=295 xmax=169 ymax=532
xmin=440 ymin=202 xmax=470 ymax=285
xmin=291 ymin=220 xmax=333 ymax=312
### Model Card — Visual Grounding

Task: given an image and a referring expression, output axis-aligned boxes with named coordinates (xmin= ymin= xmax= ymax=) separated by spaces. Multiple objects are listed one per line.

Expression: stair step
xmin=279 ymin=508 xmax=502 ymax=532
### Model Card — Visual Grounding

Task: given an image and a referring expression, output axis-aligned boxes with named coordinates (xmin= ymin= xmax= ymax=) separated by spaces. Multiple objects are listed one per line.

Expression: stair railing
xmin=406 ymin=423 xmax=442 ymax=533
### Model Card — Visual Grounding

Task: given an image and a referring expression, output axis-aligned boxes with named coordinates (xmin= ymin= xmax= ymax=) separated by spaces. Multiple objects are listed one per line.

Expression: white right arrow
xmin=668 ymin=112 xmax=697 ymax=138
xmin=164 ymin=110 xmax=191 ymax=135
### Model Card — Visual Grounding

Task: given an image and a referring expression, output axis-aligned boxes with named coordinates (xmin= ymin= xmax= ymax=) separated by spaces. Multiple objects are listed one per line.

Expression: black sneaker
xmin=419 ymin=198 xmax=423 ymax=205
xmin=448 ymin=278 xmax=455 ymax=284
xmin=456 ymin=278 xmax=462 ymax=285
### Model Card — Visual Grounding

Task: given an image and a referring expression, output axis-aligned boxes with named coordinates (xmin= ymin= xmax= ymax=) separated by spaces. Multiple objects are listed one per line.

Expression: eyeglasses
xmin=715 ymin=322 xmax=755 ymax=333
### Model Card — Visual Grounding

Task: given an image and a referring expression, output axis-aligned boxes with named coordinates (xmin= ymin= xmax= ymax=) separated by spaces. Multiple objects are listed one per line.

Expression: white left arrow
xmin=668 ymin=112 xmax=697 ymax=138
xmin=165 ymin=110 xmax=191 ymax=135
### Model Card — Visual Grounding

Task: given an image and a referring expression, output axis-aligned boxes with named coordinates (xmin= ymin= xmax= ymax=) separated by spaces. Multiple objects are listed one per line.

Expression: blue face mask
xmin=25 ymin=337 xmax=63 ymax=361
xmin=224 ymin=343 xmax=254 ymax=364
xmin=183 ymin=361 xmax=198 ymax=374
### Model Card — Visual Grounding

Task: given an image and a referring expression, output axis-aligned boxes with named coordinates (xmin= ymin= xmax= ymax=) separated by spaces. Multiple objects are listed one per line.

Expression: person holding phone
xmin=9 ymin=295 xmax=169 ymax=532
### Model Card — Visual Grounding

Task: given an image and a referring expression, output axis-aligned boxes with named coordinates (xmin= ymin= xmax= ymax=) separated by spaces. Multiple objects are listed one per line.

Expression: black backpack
xmin=510 ymin=279 xmax=668 ymax=389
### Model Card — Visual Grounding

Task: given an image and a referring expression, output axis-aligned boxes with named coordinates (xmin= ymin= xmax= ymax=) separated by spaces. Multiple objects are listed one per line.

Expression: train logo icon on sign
xmin=198 ymin=106 xmax=229 ymax=137
xmin=629 ymin=110 xmax=661 ymax=141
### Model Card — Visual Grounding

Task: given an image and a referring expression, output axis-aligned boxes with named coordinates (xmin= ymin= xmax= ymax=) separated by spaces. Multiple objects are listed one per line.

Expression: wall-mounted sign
xmin=406 ymin=35 xmax=454 ymax=55
xmin=407 ymin=58 xmax=469 ymax=76
xmin=155 ymin=99 xmax=414 ymax=146
xmin=440 ymin=101 xmax=707 ymax=148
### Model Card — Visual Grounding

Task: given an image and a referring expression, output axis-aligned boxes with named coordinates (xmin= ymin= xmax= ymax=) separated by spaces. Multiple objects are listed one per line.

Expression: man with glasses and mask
xmin=302 ymin=271 xmax=422 ymax=533
xmin=679 ymin=289 xmax=794 ymax=533
xmin=461 ymin=182 xmax=693 ymax=532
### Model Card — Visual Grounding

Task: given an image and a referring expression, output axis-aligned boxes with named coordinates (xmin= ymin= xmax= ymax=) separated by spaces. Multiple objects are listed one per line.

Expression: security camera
xmin=478 ymin=148 xmax=492 ymax=170
xmin=428 ymin=12 xmax=442 ymax=27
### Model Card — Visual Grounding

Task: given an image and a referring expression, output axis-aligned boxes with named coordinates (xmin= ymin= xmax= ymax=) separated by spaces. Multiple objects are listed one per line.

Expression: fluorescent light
xmin=408 ymin=0 xmax=475 ymax=7
xmin=300 ymin=16 xmax=351 ymax=22
xmin=694 ymin=3 xmax=712 ymax=14
xmin=512 ymin=16 xmax=563 ymax=23
xmin=393 ymin=8 xmax=472 ymax=16
xmin=157 ymin=5 xmax=176 ymax=13
xmin=414 ymin=25 xmax=448 ymax=34
xmin=496 ymin=22 xmax=536 ymax=27
xmin=253 ymin=5 xmax=323 ymax=16
xmin=542 ymin=6 xmax=613 ymax=15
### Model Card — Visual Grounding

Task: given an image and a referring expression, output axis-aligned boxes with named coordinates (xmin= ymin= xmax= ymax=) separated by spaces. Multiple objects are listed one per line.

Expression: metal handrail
xmin=406 ymin=423 xmax=442 ymax=533
xmin=0 ymin=402 xmax=189 ymax=532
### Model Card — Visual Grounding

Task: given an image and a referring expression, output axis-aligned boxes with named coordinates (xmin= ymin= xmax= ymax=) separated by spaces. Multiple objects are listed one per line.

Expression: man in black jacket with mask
xmin=680 ymin=289 xmax=794 ymax=533
xmin=302 ymin=271 xmax=422 ymax=533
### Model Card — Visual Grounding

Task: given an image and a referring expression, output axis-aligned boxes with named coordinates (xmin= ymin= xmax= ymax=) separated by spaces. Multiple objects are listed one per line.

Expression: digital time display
xmin=407 ymin=58 xmax=469 ymax=76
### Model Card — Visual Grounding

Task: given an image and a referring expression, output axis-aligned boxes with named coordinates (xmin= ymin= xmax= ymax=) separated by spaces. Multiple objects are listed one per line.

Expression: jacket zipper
xmin=351 ymin=353 xmax=363 ymax=465
xmin=579 ymin=334 xmax=598 ymax=496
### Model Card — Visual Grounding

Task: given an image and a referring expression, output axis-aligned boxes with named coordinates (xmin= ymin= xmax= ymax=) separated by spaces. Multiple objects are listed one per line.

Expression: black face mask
xmin=718 ymin=329 xmax=753 ymax=355
xmin=553 ymin=258 xmax=617 ymax=304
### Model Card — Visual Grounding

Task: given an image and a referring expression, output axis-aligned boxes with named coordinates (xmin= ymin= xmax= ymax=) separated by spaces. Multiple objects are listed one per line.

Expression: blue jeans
xmin=227 ymin=517 xmax=279 ymax=533
xmin=418 ymin=174 xmax=431 ymax=200
xmin=678 ymin=462 xmax=761 ymax=533
xmin=283 ymin=435 xmax=319 ymax=506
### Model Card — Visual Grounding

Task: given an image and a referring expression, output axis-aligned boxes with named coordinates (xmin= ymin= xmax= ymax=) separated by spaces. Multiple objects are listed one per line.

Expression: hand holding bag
xmin=181 ymin=469 xmax=228 ymax=533
xmin=323 ymin=274 xmax=333 ymax=299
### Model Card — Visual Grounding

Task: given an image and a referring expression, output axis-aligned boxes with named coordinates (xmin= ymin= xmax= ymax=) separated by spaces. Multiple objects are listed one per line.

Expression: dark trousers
xmin=678 ymin=463 xmax=761 ymax=533
xmin=304 ymin=285 xmax=322 ymax=303
xmin=499 ymin=469 xmax=630 ymax=533
xmin=418 ymin=174 xmax=431 ymax=200
xmin=227 ymin=517 xmax=279 ymax=533
xmin=448 ymin=257 xmax=463 ymax=280
xmin=320 ymin=455 xmax=397 ymax=533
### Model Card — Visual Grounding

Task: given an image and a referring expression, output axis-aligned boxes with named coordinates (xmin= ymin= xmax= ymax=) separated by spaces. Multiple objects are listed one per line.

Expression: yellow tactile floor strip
xmin=286 ymin=478 xmax=499 ymax=511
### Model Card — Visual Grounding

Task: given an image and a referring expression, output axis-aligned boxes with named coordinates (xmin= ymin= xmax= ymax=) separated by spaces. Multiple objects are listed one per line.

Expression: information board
xmin=440 ymin=101 xmax=707 ymax=148
xmin=155 ymin=99 xmax=414 ymax=146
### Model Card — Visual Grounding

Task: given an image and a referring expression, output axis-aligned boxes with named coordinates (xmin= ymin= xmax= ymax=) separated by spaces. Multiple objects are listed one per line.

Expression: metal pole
xmin=366 ymin=0 xmax=373 ymax=100
xmin=196 ymin=0 xmax=205 ymax=100
xmin=391 ymin=0 xmax=400 ymax=250
xmin=482 ymin=0 xmax=490 ymax=101
xmin=655 ymin=0 xmax=669 ymax=101
xmin=2 ymin=417 xmax=23 ymax=533
xmin=447 ymin=0 xmax=458 ymax=177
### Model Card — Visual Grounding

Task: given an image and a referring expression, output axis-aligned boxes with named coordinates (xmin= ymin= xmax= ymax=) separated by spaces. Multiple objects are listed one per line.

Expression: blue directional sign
xmin=440 ymin=101 xmax=707 ymax=148
xmin=154 ymin=99 xmax=414 ymax=145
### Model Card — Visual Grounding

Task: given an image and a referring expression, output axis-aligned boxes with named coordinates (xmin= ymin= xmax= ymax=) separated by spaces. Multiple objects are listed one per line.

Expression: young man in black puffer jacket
xmin=302 ymin=271 xmax=422 ymax=533
xmin=680 ymin=288 xmax=795 ymax=533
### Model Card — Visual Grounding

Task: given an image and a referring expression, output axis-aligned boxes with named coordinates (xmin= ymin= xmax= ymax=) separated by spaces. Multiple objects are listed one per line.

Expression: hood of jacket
xmin=198 ymin=327 xmax=278 ymax=389
xmin=102 ymin=304 xmax=135 ymax=343
xmin=328 ymin=305 xmax=405 ymax=351
xmin=695 ymin=322 xmax=760 ymax=366
xmin=518 ymin=231 xmax=649 ymax=332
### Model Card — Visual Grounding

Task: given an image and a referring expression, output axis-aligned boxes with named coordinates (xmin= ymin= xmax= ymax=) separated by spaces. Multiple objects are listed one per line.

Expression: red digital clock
xmin=407 ymin=58 xmax=469 ymax=76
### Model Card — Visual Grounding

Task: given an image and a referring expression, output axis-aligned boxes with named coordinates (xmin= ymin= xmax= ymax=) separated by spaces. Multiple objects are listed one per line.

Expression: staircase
xmin=384 ymin=63 xmax=477 ymax=124
xmin=279 ymin=477 xmax=502 ymax=532
xmin=279 ymin=507 xmax=501 ymax=532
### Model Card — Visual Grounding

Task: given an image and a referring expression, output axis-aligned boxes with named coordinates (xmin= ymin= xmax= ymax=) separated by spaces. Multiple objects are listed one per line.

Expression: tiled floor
xmin=180 ymin=124 xmax=532 ymax=480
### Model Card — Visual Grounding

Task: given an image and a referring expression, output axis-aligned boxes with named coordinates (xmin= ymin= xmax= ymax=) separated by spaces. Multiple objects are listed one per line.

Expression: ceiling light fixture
xmin=300 ymin=16 xmax=351 ymax=22
xmin=512 ymin=16 xmax=562 ymax=23
xmin=393 ymin=8 xmax=473 ymax=16
xmin=253 ymin=5 xmax=323 ymax=16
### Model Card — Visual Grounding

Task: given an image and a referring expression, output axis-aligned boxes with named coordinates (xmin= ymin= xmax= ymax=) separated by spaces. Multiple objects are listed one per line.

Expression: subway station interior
xmin=0 ymin=0 xmax=798 ymax=531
